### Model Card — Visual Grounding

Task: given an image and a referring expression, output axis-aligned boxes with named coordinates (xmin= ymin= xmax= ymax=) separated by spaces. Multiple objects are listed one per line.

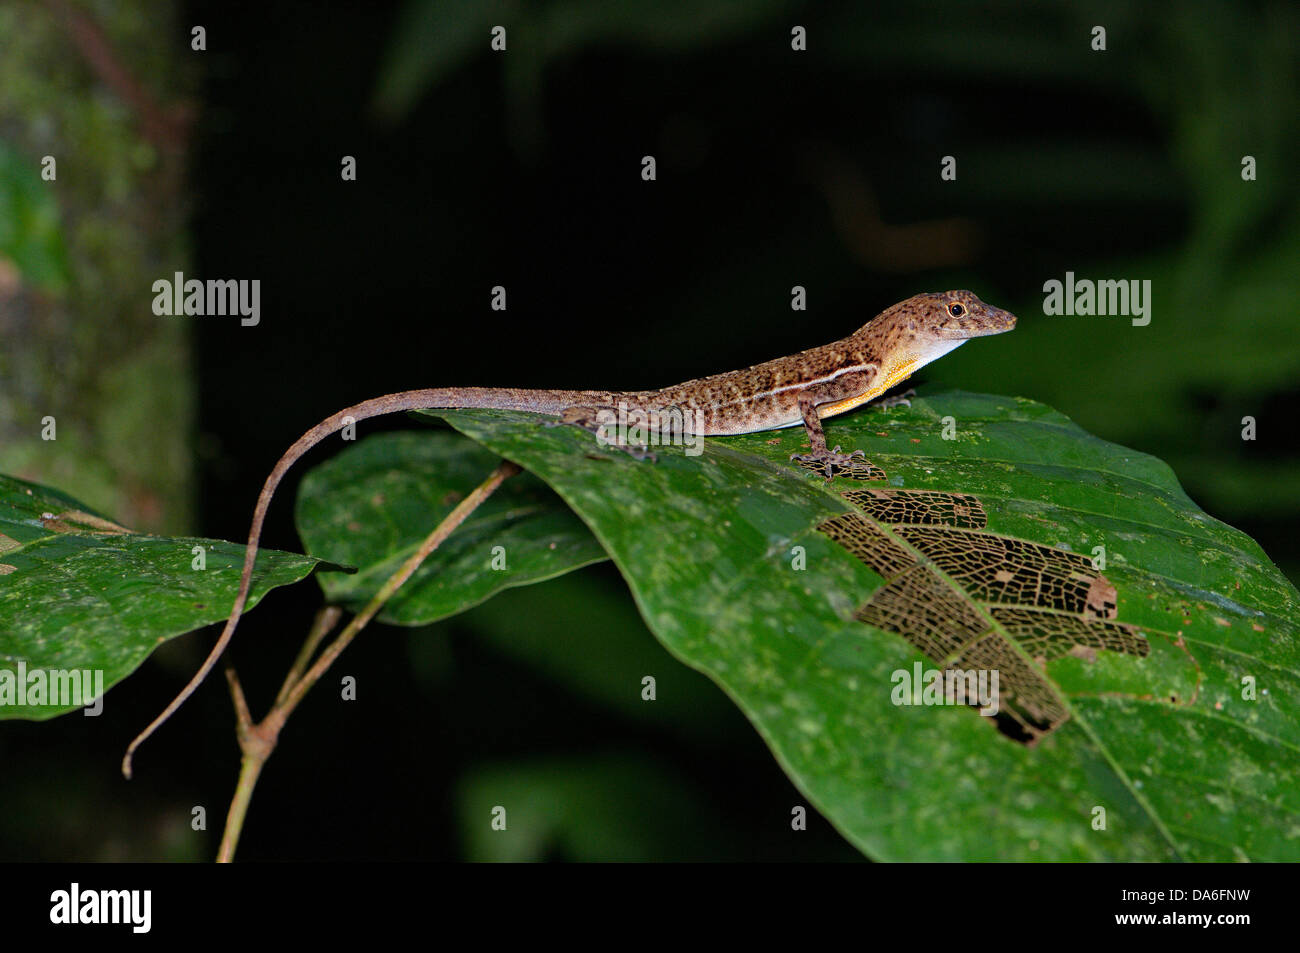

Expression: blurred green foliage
xmin=0 ymin=0 xmax=194 ymax=533
xmin=0 ymin=143 xmax=69 ymax=291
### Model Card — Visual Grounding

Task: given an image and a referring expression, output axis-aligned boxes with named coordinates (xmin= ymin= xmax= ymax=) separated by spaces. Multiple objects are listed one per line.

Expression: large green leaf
xmin=294 ymin=430 xmax=608 ymax=624
xmin=0 ymin=475 xmax=319 ymax=720
xmin=412 ymin=391 xmax=1299 ymax=861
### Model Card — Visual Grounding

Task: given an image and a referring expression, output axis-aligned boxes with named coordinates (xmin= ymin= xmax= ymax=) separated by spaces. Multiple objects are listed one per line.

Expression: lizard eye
xmin=948 ymin=303 xmax=966 ymax=317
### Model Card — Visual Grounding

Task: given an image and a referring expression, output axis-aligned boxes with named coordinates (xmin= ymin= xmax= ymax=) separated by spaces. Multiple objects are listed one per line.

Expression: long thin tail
xmin=122 ymin=386 xmax=605 ymax=777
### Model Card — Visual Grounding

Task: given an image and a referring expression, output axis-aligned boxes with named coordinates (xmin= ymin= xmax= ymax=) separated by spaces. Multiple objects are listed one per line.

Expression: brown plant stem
xmin=214 ymin=459 xmax=521 ymax=862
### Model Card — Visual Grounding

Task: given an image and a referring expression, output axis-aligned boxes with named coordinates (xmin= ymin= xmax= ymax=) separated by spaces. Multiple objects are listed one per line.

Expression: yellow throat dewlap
xmin=821 ymin=358 xmax=919 ymax=418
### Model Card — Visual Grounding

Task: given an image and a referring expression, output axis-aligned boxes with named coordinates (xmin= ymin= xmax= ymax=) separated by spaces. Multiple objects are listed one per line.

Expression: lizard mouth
xmin=936 ymin=307 xmax=1018 ymax=339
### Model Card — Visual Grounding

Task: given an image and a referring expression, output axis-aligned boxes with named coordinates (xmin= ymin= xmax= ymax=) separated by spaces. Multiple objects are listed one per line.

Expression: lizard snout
xmin=989 ymin=306 xmax=1017 ymax=331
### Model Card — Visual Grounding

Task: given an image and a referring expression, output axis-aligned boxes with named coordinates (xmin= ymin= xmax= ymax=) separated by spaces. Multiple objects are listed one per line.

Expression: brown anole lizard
xmin=122 ymin=289 xmax=1015 ymax=774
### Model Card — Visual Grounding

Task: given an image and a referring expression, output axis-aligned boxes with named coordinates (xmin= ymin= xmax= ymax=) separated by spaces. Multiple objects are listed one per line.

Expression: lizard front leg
xmin=789 ymin=371 xmax=879 ymax=480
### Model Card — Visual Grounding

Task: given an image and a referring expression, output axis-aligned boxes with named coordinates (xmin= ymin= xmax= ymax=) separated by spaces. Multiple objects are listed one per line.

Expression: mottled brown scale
xmin=124 ymin=290 xmax=1017 ymax=775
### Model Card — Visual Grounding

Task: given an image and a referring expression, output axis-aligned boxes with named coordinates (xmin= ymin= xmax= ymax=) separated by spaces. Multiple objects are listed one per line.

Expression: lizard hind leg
xmin=548 ymin=405 xmax=657 ymax=461
xmin=873 ymin=387 xmax=916 ymax=410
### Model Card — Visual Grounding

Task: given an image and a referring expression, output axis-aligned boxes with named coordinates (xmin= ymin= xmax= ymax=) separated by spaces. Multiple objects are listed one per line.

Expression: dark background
xmin=3 ymin=0 xmax=1297 ymax=860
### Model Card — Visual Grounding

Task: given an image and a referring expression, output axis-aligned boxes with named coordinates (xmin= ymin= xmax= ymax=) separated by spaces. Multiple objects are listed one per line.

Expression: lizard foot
xmin=873 ymin=388 xmax=916 ymax=410
xmin=790 ymin=446 xmax=879 ymax=481
xmin=605 ymin=442 xmax=656 ymax=462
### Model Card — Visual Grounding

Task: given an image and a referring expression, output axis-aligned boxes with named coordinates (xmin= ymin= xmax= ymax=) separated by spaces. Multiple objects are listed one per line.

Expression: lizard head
xmin=864 ymin=289 xmax=1016 ymax=342
xmin=859 ymin=290 xmax=1017 ymax=344
xmin=854 ymin=291 xmax=1017 ymax=378
xmin=912 ymin=290 xmax=1017 ymax=340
